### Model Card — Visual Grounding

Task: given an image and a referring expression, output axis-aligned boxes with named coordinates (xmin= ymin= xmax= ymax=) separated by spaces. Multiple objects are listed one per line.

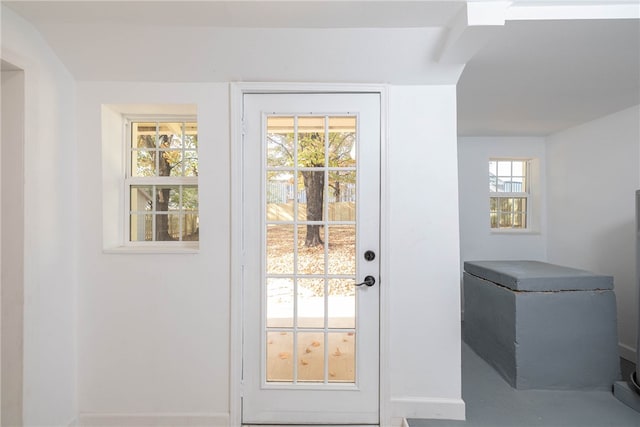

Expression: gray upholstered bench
xmin=463 ymin=260 xmax=620 ymax=390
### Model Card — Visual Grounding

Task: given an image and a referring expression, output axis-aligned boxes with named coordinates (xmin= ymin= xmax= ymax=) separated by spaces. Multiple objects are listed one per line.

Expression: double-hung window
xmin=126 ymin=119 xmax=199 ymax=245
xmin=489 ymin=159 xmax=529 ymax=230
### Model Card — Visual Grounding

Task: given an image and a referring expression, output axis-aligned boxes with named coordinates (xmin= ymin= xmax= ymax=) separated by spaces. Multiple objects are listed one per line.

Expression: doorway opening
xmin=237 ymin=91 xmax=384 ymax=425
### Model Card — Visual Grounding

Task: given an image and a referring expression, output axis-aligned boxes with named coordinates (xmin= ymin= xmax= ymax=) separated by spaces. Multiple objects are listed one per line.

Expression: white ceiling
xmin=457 ymin=18 xmax=640 ymax=136
xmin=3 ymin=0 xmax=639 ymax=136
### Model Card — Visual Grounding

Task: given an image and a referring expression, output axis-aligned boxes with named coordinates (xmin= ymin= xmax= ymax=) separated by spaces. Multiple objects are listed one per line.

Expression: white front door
xmin=242 ymin=93 xmax=381 ymax=425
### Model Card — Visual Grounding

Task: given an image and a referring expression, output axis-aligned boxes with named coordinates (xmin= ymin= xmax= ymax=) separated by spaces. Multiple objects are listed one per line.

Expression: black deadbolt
xmin=364 ymin=250 xmax=376 ymax=261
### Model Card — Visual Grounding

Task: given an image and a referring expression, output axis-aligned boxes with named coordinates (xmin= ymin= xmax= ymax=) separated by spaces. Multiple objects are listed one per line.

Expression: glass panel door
xmin=265 ymin=115 xmax=358 ymax=384
xmin=242 ymin=93 xmax=380 ymax=425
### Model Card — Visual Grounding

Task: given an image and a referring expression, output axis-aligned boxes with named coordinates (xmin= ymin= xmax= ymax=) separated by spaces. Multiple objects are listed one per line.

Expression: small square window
xmin=489 ymin=159 xmax=530 ymax=230
xmin=126 ymin=119 xmax=199 ymax=244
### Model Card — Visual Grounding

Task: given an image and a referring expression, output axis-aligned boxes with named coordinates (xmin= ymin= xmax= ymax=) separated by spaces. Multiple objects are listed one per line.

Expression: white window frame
xmin=489 ymin=158 xmax=531 ymax=231
xmin=124 ymin=115 xmax=199 ymax=248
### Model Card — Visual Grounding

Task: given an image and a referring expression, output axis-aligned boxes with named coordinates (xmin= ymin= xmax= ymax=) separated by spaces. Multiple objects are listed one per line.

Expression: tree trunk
xmin=302 ymin=170 xmax=324 ymax=247
xmin=156 ymin=188 xmax=173 ymax=241
xmin=156 ymin=138 xmax=175 ymax=241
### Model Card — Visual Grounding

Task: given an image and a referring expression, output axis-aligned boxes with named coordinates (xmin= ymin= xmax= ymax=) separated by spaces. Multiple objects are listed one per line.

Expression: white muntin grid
xmin=261 ymin=113 xmax=361 ymax=388
xmin=489 ymin=158 xmax=530 ymax=229
xmin=125 ymin=118 xmax=198 ymax=244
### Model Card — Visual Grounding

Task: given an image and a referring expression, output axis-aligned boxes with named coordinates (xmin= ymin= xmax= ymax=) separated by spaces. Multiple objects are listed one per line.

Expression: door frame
xmin=230 ymin=83 xmax=390 ymax=426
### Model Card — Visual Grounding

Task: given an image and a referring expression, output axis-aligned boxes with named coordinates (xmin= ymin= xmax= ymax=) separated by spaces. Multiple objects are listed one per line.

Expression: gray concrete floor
xmin=408 ymin=343 xmax=640 ymax=427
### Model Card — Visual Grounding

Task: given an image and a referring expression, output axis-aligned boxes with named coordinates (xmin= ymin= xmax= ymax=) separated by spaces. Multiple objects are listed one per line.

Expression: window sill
xmin=103 ymin=245 xmax=199 ymax=254
xmin=490 ymin=229 xmax=541 ymax=236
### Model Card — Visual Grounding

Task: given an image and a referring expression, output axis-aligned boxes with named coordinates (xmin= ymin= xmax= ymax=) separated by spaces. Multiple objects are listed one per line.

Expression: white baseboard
xmin=78 ymin=412 xmax=229 ymax=427
xmin=390 ymin=396 xmax=465 ymax=421
xmin=619 ymin=342 xmax=637 ymax=362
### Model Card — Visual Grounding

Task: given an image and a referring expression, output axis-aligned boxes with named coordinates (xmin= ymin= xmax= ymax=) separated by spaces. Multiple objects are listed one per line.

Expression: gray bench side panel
xmin=463 ymin=272 xmax=517 ymax=387
xmin=515 ymin=290 xmax=620 ymax=390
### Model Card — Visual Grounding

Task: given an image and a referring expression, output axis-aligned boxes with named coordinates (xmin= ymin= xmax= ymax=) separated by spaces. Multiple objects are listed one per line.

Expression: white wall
xmin=458 ymin=137 xmax=547 ymax=266
xmin=547 ymin=105 xmax=640 ymax=361
xmin=457 ymin=137 xmax=547 ymax=318
xmin=1 ymin=6 xmax=78 ymax=426
xmin=1 ymin=66 xmax=25 ymax=427
xmin=2 ymin=8 xmax=465 ymax=422
xmin=74 ymin=83 xmax=464 ymax=425
xmin=389 ymin=86 xmax=464 ymax=421
xmin=76 ymin=82 xmax=230 ymax=425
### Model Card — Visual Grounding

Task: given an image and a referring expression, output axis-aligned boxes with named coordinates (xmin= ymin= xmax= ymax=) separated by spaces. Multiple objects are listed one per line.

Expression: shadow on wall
xmin=593 ymin=218 xmax=636 ymax=361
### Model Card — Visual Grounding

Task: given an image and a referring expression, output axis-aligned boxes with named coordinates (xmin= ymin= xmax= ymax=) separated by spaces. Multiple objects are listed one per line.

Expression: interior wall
xmin=75 ymin=83 xmax=465 ymax=425
xmin=1 ymin=65 xmax=25 ymax=427
xmin=547 ymin=105 xmax=640 ymax=361
xmin=458 ymin=137 xmax=547 ymax=268
xmin=76 ymin=82 xmax=231 ymax=425
xmin=388 ymin=86 xmax=464 ymax=421
xmin=1 ymin=5 xmax=78 ymax=425
xmin=4 ymin=5 xmax=465 ymax=423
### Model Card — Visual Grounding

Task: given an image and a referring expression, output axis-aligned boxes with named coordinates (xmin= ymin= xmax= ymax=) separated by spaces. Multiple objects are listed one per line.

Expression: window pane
xmin=297 ymin=225 xmax=325 ymax=275
xmin=490 ymin=197 xmax=498 ymax=211
xmin=267 ymin=331 xmax=293 ymax=382
xmin=512 ymin=197 xmax=525 ymax=212
xmin=130 ymin=186 xmax=153 ymax=211
xmin=328 ymin=225 xmax=355 ymax=275
xmin=506 ymin=177 xmax=524 ymax=192
xmin=267 ymin=116 xmax=294 ymax=168
xmin=497 ymin=161 xmax=511 ymax=177
xmin=132 ymin=150 xmax=156 ymax=177
xmin=328 ymin=116 xmax=356 ymax=168
xmin=156 ymin=122 xmax=184 ymax=147
xmin=297 ymin=170 xmax=326 ymax=222
xmin=267 ymin=278 xmax=294 ymax=328
xmin=513 ymin=213 xmax=526 ymax=228
xmin=267 ymin=225 xmax=294 ymax=275
xmin=297 ymin=332 xmax=324 ymax=382
xmin=184 ymin=123 xmax=198 ymax=149
xmin=132 ymin=122 xmax=157 ymax=148
xmin=267 ymin=171 xmax=294 ymax=221
xmin=169 ymin=133 xmax=182 ymax=149
xmin=489 ymin=160 xmax=497 ymax=176
xmin=328 ymin=171 xmax=356 ymax=221
xmin=182 ymin=186 xmax=199 ymax=211
xmin=168 ymin=213 xmax=184 ymax=240
xmin=182 ymin=212 xmax=199 ymax=241
xmin=512 ymin=160 xmax=525 ymax=176
xmin=298 ymin=116 xmax=325 ymax=168
xmin=518 ymin=198 xmax=527 ymax=213
xmin=156 ymin=186 xmax=180 ymax=211
xmin=328 ymin=279 xmax=355 ymax=329
xmin=297 ymin=278 xmax=325 ymax=329
xmin=184 ymin=151 xmax=198 ymax=177
xmin=499 ymin=212 xmax=512 ymax=227
xmin=154 ymin=213 xmax=174 ymax=241
xmin=130 ymin=213 xmax=152 ymax=241
xmin=161 ymin=150 xmax=183 ymax=176
xmin=328 ymin=332 xmax=355 ymax=383
xmin=490 ymin=212 xmax=498 ymax=228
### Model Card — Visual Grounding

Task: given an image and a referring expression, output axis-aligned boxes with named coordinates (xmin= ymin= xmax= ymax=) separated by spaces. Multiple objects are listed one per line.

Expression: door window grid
xmin=125 ymin=119 xmax=199 ymax=243
xmin=489 ymin=159 xmax=530 ymax=229
xmin=264 ymin=115 xmax=358 ymax=385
